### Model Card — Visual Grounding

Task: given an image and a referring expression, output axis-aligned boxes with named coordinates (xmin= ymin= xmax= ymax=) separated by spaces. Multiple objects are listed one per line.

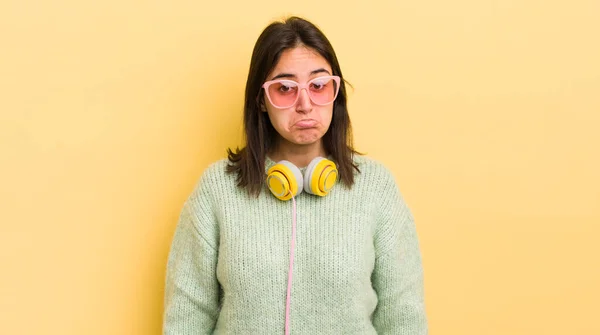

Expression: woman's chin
xmin=291 ymin=135 xmax=323 ymax=146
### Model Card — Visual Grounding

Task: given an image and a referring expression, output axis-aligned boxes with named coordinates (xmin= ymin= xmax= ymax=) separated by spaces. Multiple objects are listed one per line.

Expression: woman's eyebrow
xmin=270 ymin=68 xmax=331 ymax=80
xmin=270 ymin=73 xmax=296 ymax=80
xmin=310 ymin=68 xmax=330 ymax=76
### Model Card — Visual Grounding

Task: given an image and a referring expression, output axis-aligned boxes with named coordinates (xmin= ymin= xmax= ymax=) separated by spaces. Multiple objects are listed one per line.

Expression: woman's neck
xmin=268 ymin=139 xmax=327 ymax=168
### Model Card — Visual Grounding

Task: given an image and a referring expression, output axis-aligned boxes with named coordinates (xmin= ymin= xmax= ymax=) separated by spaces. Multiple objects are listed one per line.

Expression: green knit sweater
xmin=163 ymin=155 xmax=427 ymax=334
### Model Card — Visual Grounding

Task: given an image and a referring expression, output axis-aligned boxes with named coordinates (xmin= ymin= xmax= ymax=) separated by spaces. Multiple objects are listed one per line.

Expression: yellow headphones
xmin=266 ymin=157 xmax=338 ymax=201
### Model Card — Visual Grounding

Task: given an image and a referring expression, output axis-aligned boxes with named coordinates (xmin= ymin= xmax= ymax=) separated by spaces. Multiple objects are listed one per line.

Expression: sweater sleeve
xmin=163 ymin=170 xmax=221 ymax=335
xmin=371 ymin=166 xmax=428 ymax=334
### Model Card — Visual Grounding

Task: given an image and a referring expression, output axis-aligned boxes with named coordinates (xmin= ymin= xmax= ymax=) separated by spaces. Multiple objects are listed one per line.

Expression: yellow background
xmin=1 ymin=0 xmax=599 ymax=334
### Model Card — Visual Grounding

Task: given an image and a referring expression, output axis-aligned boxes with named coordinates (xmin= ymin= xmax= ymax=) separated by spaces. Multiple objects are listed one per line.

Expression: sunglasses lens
xmin=267 ymin=81 xmax=298 ymax=108
xmin=307 ymin=77 xmax=338 ymax=105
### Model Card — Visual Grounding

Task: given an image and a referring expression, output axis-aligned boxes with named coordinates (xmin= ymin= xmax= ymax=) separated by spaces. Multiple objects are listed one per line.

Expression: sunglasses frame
xmin=262 ymin=75 xmax=341 ymax=109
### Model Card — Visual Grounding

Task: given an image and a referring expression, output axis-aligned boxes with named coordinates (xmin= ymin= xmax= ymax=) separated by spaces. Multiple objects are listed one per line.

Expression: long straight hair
xmin=226 ymin=17 xmax=360 ymax=196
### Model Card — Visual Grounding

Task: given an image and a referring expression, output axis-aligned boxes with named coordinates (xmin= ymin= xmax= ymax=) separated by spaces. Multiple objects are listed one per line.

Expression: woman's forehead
xmin=268 ymin=46 xmax=332 ymax=80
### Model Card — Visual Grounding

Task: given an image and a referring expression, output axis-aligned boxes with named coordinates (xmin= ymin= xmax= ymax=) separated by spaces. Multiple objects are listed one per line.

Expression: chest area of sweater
xmin=214 ymin=191 xmax=377 ymax=293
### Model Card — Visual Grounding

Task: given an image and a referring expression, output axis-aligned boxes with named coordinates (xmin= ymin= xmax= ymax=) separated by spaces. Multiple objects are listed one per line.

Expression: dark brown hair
xmin=226 ymin=16 xmax=360 ymax=196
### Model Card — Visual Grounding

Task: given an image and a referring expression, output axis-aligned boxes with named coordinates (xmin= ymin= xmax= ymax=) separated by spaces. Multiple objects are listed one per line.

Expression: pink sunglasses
xmin=262 ymin=75 xmax=341 ymax=109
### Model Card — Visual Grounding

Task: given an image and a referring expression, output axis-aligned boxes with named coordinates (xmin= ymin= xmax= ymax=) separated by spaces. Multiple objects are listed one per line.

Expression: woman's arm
xmin=163 ymin=172 xmax=220 ymax=335
xmin=371 ymin=166 xmax=428 ymax=334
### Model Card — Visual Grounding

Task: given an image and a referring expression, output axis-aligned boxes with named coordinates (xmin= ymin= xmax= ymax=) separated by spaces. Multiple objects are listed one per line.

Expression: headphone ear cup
xmin=266 ymin=161 xmax=304 ymax=200
xmin=304 ymin=157 xmax=338 ymax=196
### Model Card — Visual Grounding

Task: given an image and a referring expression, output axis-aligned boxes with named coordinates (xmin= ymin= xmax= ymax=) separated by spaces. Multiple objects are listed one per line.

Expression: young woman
xmin=163 ymin=16 xmax=427 ymax=334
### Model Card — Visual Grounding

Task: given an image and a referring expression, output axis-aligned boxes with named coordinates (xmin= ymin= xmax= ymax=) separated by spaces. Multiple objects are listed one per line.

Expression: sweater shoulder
xmin=353 ymin=155 xmax=398 ymax=187
xmin=201 ymin=158 xmax=231 ymax=179
xmin=196 ymin=158 xmax=236 ymax=187
xmin=187 ymin=158 xmax=237 ymax=201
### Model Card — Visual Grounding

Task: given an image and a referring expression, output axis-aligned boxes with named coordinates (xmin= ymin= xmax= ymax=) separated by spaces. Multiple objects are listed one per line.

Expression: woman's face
xmin=263 ymin=46 xmax=334 ymax=148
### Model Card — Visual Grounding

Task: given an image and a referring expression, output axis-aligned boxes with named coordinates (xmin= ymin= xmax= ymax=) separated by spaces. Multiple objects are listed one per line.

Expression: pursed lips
xmin=294 ymin=119 xmax=318 ymax=129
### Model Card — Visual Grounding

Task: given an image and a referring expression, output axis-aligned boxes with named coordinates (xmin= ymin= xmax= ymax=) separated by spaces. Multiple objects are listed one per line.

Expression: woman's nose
xmin=295 ymin=88 xmax=313 ymax=113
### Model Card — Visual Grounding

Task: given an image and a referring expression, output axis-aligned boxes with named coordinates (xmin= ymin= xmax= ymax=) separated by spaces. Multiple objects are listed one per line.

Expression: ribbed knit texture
xmin=163 ymin=155 xmax=427 ymax=334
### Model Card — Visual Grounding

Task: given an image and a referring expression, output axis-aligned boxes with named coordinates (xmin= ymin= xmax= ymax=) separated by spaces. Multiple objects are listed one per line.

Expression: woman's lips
xmin=295 ymin=119 xmax=318 ymax=128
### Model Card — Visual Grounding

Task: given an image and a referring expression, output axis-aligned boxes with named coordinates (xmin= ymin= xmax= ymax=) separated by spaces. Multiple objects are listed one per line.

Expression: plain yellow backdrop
xmin=1 ymin=0 xmax=599 ymax=334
